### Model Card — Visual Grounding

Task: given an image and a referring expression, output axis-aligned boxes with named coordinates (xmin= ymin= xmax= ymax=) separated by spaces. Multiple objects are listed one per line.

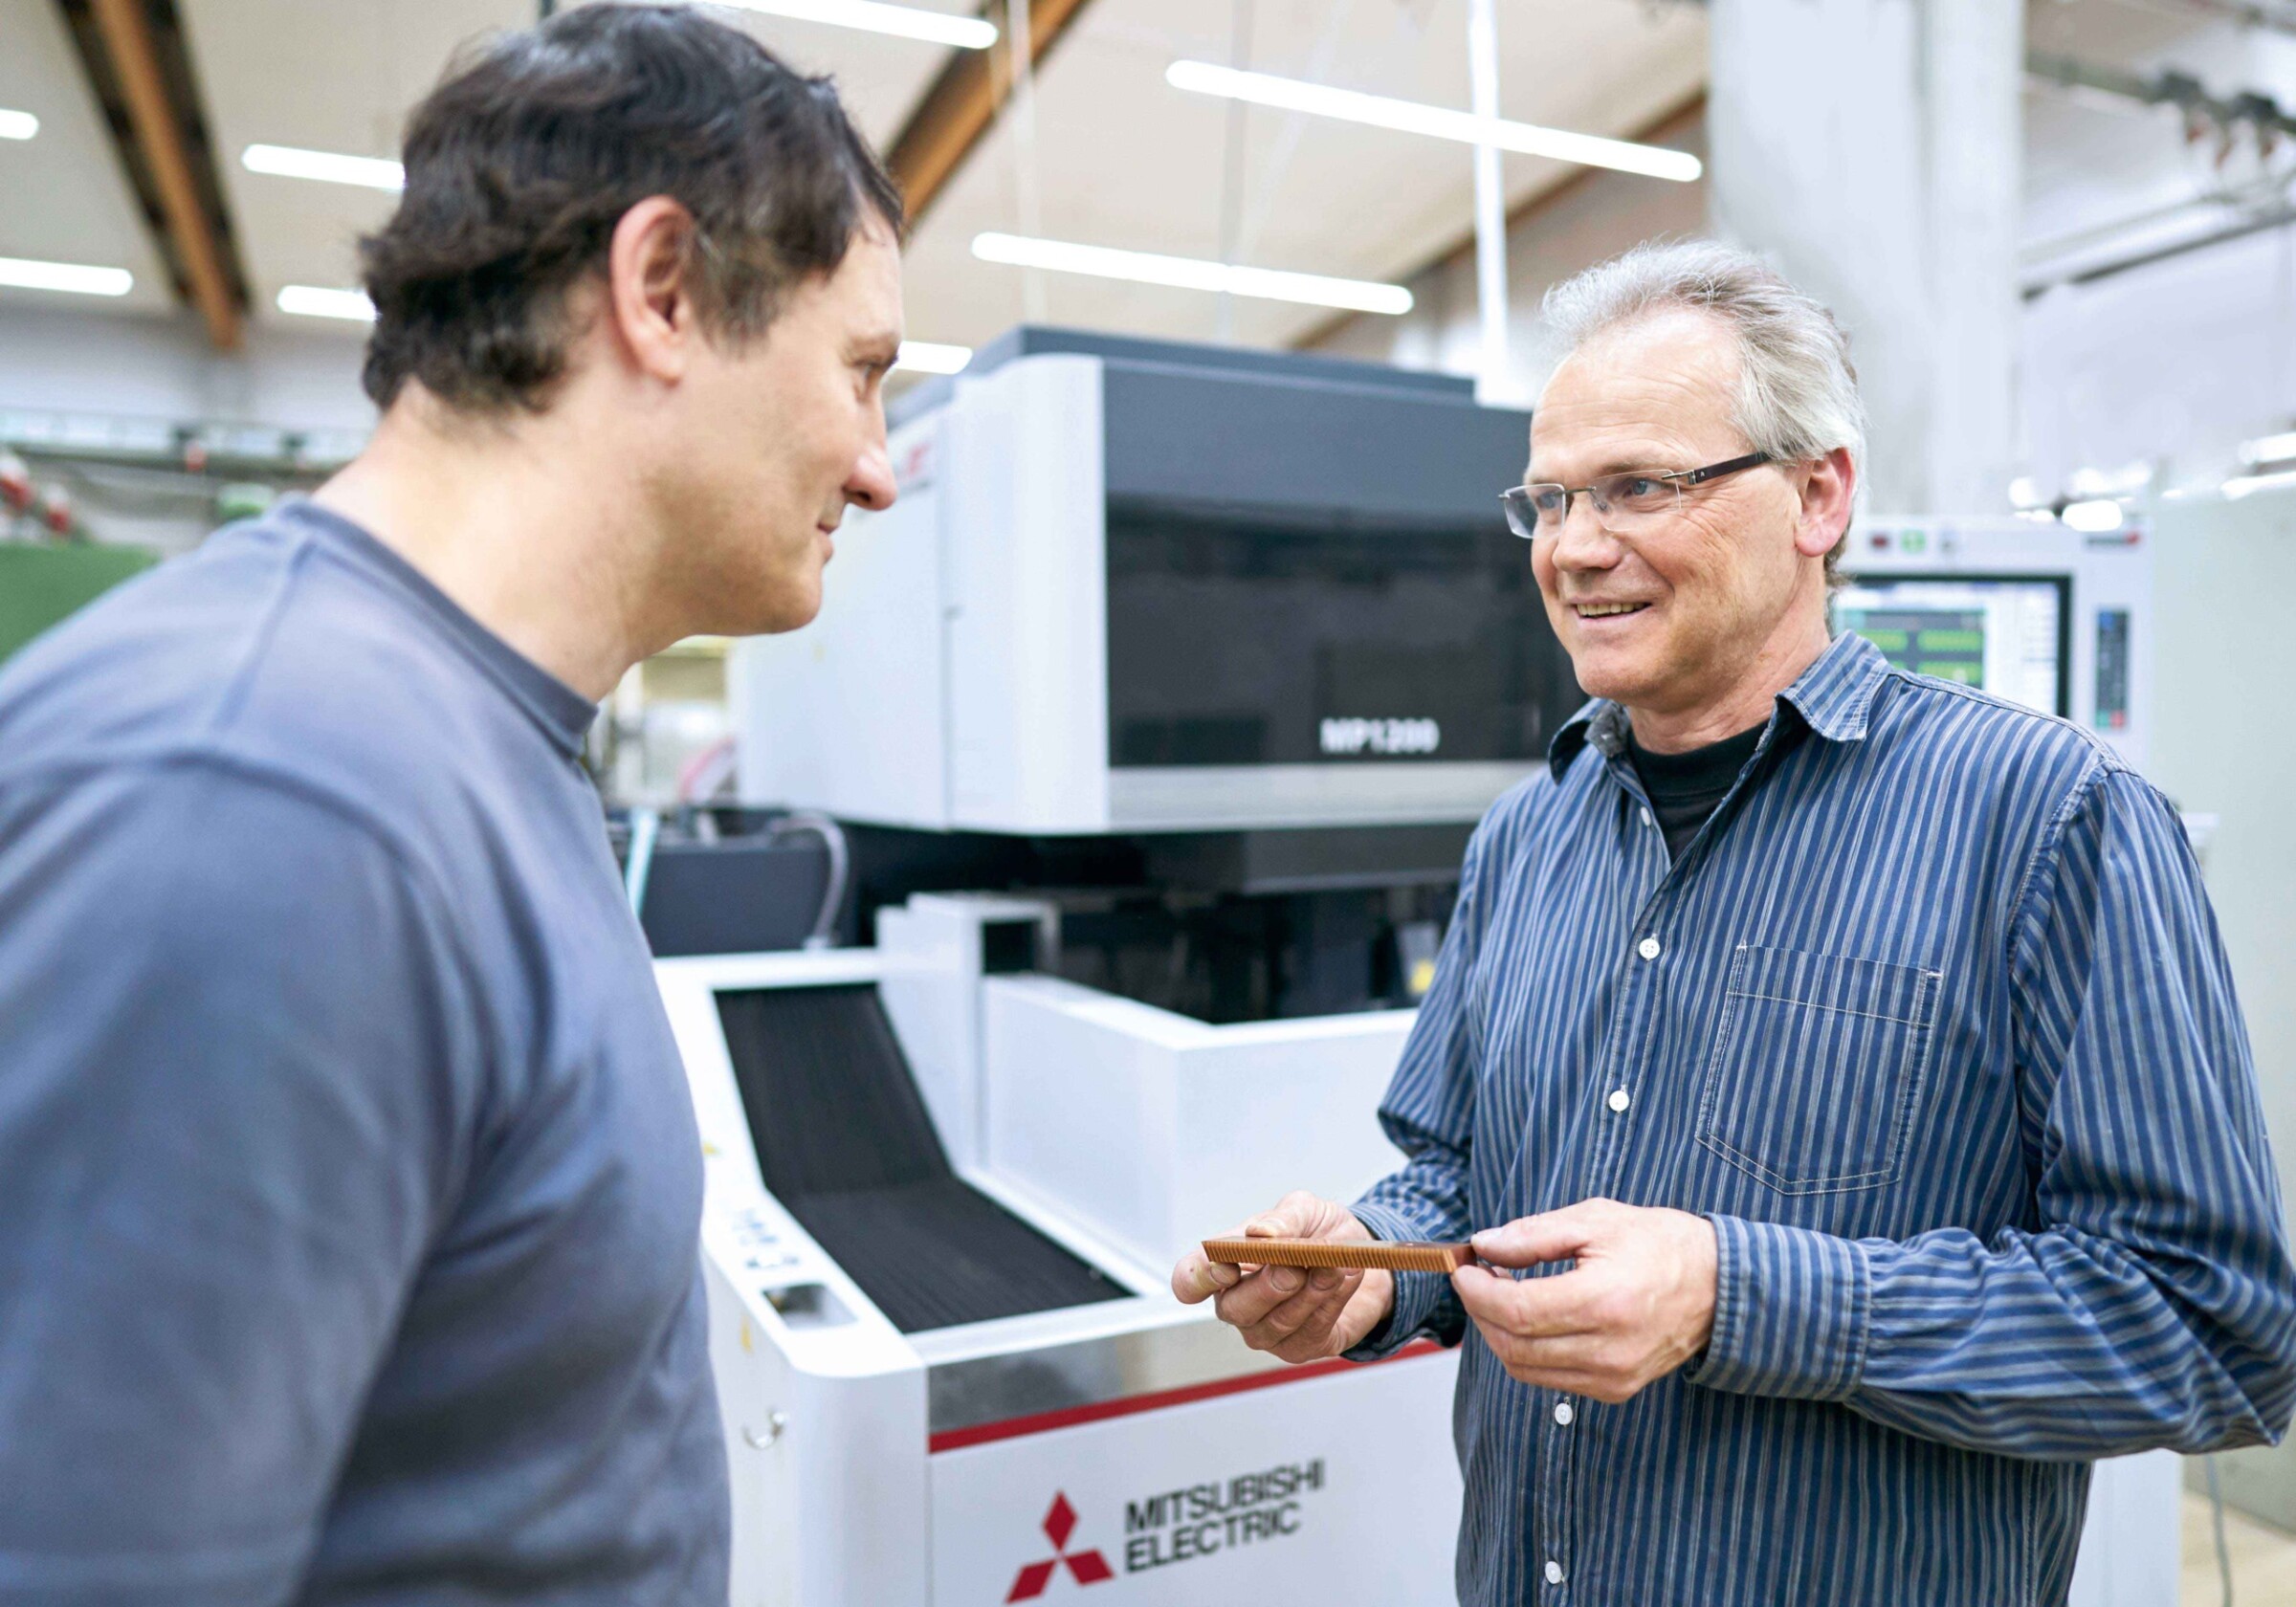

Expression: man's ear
xmin=1794 ymin=446 xmax=1856 ymax=561
xmin=605 ymin=195 xmax=703 ymax=385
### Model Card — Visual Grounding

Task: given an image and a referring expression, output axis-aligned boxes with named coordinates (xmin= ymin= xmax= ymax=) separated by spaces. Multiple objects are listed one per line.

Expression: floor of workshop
xmin=2180 ymin=1492 xmax=2296 ymax=1603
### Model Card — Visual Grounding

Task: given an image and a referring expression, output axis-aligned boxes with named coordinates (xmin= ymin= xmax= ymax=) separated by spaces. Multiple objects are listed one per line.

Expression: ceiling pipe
xmin=1466 ymin=0 xmax=1510 ymax=403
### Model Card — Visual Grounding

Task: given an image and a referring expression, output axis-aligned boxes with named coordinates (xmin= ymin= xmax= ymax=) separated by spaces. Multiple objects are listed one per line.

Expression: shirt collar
xmin=1546 ymin=628 xmax=1890 ymax=781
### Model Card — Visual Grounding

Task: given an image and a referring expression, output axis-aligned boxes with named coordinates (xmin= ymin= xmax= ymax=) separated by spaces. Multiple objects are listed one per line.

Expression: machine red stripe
xmin=927 ymin=1339 xmax=1446 ymax=1453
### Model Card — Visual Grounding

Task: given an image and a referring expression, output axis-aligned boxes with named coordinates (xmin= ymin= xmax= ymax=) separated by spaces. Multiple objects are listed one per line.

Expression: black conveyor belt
xmin=716 ymin=984 xmax=1126 ymax=1333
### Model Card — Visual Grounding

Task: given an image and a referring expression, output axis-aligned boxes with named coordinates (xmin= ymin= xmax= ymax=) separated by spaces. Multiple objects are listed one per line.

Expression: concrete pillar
xmin=1709 ymin=0 xmax=2023 ymax=516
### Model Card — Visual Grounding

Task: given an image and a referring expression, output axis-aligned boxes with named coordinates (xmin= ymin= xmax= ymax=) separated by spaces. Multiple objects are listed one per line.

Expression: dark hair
xmin=359 ymin=3 xmax=903 ymax=413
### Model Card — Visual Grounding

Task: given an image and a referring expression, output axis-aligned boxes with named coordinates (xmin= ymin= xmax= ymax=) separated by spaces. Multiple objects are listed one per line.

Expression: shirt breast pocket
xmin=1695 ymin=944 xmax=1942 ymax=1196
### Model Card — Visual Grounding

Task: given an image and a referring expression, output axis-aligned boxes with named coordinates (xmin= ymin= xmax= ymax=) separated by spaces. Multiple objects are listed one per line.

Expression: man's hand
xmin=1171 ymin=1191 xmax=1396 ymax=1365
xmin=1453 ymin=1199 xmax=1716 ymax=1404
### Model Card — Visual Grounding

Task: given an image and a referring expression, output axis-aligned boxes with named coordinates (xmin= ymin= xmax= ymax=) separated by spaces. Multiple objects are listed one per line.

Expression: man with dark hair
xmin=0 ymin=7 xmax=901 ymax=1603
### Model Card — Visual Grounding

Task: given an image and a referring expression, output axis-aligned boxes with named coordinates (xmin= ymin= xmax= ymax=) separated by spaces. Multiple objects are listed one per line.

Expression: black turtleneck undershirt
xmin=1626 ymin=720 xmax=1767 ymax=862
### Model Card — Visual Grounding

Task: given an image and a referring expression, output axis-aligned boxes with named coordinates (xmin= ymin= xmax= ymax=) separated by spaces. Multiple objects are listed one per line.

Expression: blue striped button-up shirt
xmin=1348 ymin=629 xmax=2296 ymax=1607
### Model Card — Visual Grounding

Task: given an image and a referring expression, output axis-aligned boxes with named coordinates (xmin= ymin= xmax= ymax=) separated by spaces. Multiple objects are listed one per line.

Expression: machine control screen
xmin=1836 ymin=575 xmax=2070 ymax=718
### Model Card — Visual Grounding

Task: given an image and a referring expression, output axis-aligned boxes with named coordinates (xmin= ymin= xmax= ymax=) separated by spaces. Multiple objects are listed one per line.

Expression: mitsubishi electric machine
xmin=734 ymin=327 xmax=1577 ymax=834
xmin=666 ymin=334 xmax=2175 ymax=1605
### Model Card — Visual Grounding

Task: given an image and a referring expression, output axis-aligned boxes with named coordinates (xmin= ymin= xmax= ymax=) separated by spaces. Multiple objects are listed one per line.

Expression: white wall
xmin=0 ymin=300 xmax=372 ymax=435
xmin=2150 ymin=488 xmax=2296 ymax=1531
xmin=2025 ymin=224 xmax=2296 ymax=500
xmin=0 ymin=300 xmax=373 ymax=551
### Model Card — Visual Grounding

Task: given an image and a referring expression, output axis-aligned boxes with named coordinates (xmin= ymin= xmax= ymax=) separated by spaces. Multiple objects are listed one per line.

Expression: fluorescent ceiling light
xmin=2060 ymin=497 xmax=2125 ymax=534
xmin=2065 ymin=460 xmax=2152 ymax=498
xmin=895 ymin=340 xmax=971 ymax=374
xmin=277 ymin=284 xmax=375 ymax=322
xmin=2239 ymin=429 xmax=2296 ymax=466
xmin=2224 ymin=467 xmax=2296 ymax=501
xmin=973 ymin=231 xmax=1413 ymax=316
xmin=720 ymin=1 xmax=996 ymax=49
xmin=242 ymin=143 xmax=404 ymax=192
xmin=1165 ymin=60 xmax=1703 ymax=184
xmin=0 ymin=256 xmax=132 ymax=297
xmin=0 ymin=109 xmax=38 ymax=142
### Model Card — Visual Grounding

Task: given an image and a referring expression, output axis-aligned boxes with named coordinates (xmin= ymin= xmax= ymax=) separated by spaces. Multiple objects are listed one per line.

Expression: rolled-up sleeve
xmin=1688 ymin=766 xmax=2296 ymax=1457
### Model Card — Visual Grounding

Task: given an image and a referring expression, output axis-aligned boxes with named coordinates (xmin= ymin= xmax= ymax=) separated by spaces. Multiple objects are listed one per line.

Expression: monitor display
xmin=1835 ymin=574 xmax=2069 ymax=717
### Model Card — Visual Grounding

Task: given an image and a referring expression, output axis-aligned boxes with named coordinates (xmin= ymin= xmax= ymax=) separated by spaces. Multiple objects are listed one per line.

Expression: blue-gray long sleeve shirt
xmin=1347 ymin=628 xmax=2296 ymax=1607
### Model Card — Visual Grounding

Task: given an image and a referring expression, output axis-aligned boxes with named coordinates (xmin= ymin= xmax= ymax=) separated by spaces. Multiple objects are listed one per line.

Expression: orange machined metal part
xmin=1200 ymin=1238 xmax=1475 ymax=1274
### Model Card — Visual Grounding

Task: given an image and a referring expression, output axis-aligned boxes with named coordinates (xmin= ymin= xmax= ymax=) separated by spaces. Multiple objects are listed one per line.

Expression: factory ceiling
xmin=0 ymin=0 xmax=1708 ymax=354
xmin=0 ymin=0 xmax=2291 ymax=360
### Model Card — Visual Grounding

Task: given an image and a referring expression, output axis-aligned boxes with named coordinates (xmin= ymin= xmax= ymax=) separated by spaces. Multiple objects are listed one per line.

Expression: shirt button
xmin=1554 ymin=1400 xmax=1575 ymax=1425
xmin=1638 ymin=936 xmax=1662 ymax=960
xmin=1640 ymin=806 xmax=1655 ymax=827
xmin=1545 ymin=1560 xmax=1566 ymax=1586
xmin=1606 ymin=1089 xmax=1631 ymax=1113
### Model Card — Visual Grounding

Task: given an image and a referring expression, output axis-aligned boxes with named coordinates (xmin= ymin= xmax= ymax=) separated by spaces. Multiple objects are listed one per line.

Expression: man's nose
xmin=1549 ymin=490 xmax=1620 ymax=569
xmin=845 ymin=433 xmax=895 ymax=514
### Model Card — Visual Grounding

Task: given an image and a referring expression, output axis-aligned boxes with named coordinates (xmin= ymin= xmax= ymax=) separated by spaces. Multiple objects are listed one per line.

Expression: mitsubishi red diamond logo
xmin=1004 ymin=1492 xmax=1115 ymax=1601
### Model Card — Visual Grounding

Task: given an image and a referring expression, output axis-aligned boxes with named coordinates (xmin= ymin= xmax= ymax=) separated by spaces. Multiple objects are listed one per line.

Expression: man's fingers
xmin=1252 ymin=1272 xmax=1358 ymax=1354
xmin=1171 ymin=1247 xmax=1242 ymax=1305
xmin=1213 ymin=1264 xmax=1313 ymax=1330
xmin=1184 ymin=1191 xmax=1341 ymax=1305
xmin=1470 ymin=1201 xmax=1606 ymax=1269
xmin=1244 ymin=1189 xmax=1336 ymax=1241
xmin=1466 ymin=1315 xmax=1601 ymax=1375
xmin=1221 ymin=1267 xmax=1356 ymax=1353
xmin=1270 ymin=1274 xmax=1359 ymax=1360
xmin=1451 ymin=1262 xmax=1600 ymax=1337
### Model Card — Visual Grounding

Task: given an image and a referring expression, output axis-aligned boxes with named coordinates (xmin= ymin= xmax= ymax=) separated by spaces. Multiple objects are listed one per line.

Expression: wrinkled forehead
xmin=1528 ymin=308 xmax=1742 ymax=479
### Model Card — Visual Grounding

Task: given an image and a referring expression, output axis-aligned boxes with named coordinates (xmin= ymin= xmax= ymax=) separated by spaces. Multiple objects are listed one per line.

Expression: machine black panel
xmin=785 ymin=1178 xmax=1125 ymax=1335
xmin=638 ymin=837 xmax=830 ymax=958
xmin=1106 ymin=501 xmax=1581 ymax=769
xmin=1101 ymin=363 xmax=1517 ymax=519
xmin=715 ymin=985 xmax=1126 ymax=1332
xmin=1099 ymin=364 xmax=1578 ymax=772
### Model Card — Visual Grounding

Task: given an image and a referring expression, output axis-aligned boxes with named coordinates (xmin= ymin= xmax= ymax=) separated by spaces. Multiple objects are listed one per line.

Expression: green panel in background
xmin=0 ymin=542 xmax=160 ymax=664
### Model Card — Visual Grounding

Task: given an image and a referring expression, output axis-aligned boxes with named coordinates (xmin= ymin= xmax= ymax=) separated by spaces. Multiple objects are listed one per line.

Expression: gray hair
xmin=1540 ymin=239 xmax=1866 ymax=575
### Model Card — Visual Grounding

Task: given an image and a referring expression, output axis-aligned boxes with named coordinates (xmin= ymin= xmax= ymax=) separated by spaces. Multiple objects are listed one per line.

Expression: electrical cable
xmin=766 ymin=810 xmax=849 ymax=950
xmin=624 ymin=805 xmax=660 ymax=918
xmin=2204 ymin=1454 xmax=2236 ymax=1607
xmin=1004 ymin=0 xmax=1047 ymax=322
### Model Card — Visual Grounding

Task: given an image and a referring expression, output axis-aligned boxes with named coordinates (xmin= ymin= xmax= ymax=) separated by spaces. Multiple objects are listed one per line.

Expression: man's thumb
xmin=1470 ymin=1209 xmax=1591 ymax=1269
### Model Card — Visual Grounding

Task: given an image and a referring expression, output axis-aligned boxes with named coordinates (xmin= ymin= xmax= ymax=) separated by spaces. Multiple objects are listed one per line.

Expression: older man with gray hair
xmin=1174 ymin=239 xmax=2296 ymax=1605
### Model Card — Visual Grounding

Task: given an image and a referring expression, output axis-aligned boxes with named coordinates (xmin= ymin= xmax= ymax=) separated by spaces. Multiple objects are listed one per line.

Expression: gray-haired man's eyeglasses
xmin=1501 ymin=451 xmax=1775 ymax=540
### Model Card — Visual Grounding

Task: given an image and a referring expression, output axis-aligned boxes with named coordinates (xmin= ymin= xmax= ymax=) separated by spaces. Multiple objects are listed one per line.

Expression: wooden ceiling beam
xmin=60 ymin=0 xmax=247 ymax=349
xmin=885 ymin=0 xmax=1098 ymax=229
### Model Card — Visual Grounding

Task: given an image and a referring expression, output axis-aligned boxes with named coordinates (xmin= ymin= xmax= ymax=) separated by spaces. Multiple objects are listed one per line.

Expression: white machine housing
xmin=664 ymin=897 xmax=1464 ymax=1607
